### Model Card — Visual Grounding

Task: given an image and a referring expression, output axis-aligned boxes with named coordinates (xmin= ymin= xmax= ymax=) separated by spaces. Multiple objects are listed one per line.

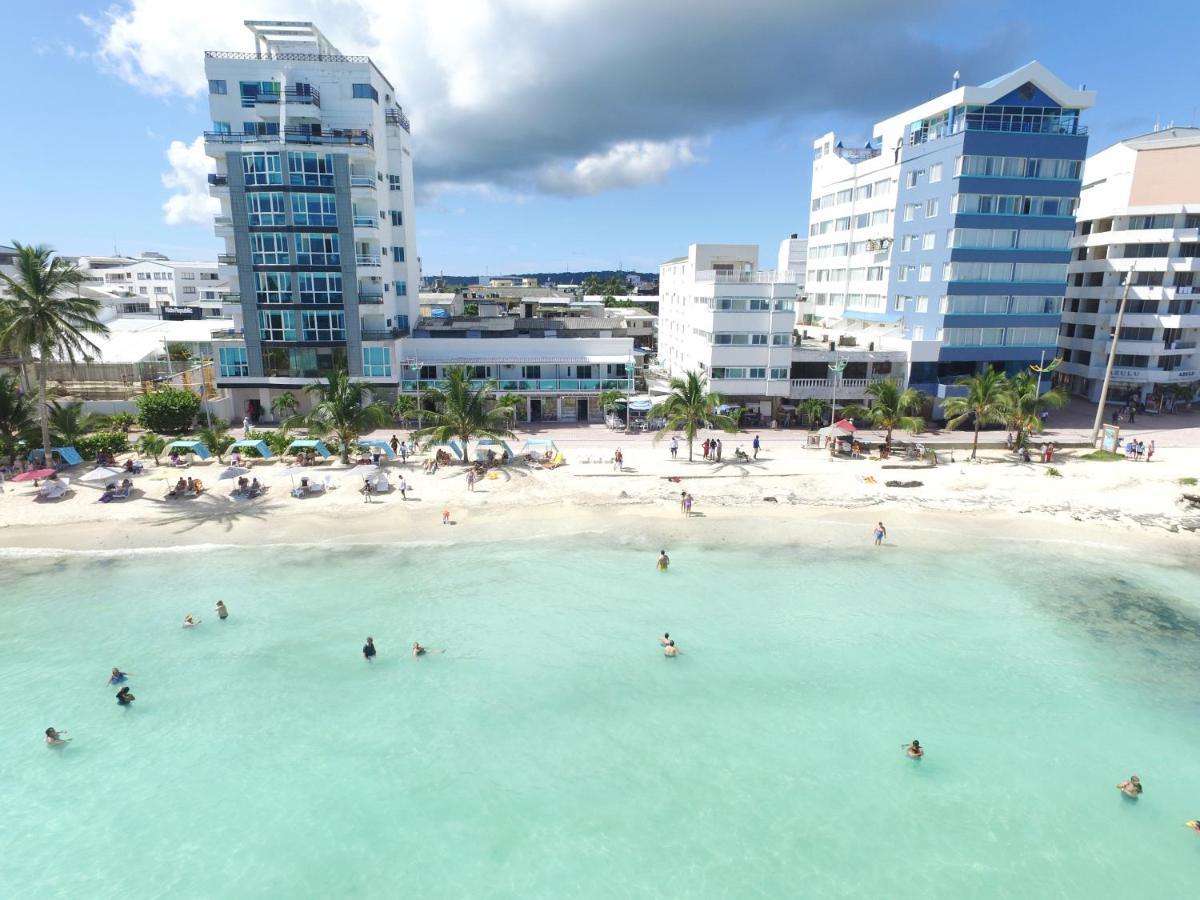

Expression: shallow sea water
xmin=2 ymin=538 xmax=1200 ymax=898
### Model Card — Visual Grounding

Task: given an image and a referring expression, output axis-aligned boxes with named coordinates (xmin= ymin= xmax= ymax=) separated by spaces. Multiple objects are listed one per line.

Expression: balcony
xmin=214 ymin=215 xmax=232 ymax=227
xmin=360 ymin=328 xmax=402 ymax=341
xmin=208 ymin=174 xmax=228 ymax=187
xmin=788 ymin=377 xmax=885 ymax=399
xmin=203 ymin=128 xmax=373 ymax=147
xmin=252 ymin=86 xmax=321 ymax=108
xmin=358 ymin=291 xmax=384 ymax=304
xmin=350 ymin=176 xmax=376 ymax=189
xmin=352 ymin=216 xmax=378 ymax=228
xmin=356 ymin=254 xmax=381 ymax=267
xmin=695 ymin=269 xmax=801 ymax=284
xmin=217 ymin=253 xmax=237 ymax=265
xmin=399 ymin=378 xmax=632 ymax=393
xmin=384 ymin=107 xmax=411 ymax=133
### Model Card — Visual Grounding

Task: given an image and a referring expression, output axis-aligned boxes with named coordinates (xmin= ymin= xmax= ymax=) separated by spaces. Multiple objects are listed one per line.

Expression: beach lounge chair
xmin=545 ymin=452 xmax=566 ymax=470
xmin=37 ymin=477 xmax=70 ymax=500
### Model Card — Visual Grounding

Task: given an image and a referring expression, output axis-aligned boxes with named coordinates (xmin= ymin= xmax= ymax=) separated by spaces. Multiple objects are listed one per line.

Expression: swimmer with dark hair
xmin=363 ymin=637 xmax=376 ymax=661
xmin=45 ymin=727 xmax=70 ymax=746
xmin=116 ymin=686 xmax=135 ymax=706
xmin=1117 ymin=776 xmax=1142 ymax=799
xmin=657 ymin=550 xmax=669 ymax=571
xmin=412 ymin=642 xmax=426 ymax=657
xmin=664 ymin=640 xmax=679 ymax=657
xmin=906 ymin=740 xmax=924 ymax=759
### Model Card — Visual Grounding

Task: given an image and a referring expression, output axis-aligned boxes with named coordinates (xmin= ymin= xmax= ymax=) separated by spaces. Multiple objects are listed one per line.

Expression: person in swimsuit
xmin=1117 ymin=775 xmax=1142 ymax=799
xmin=183 ymin=614 xmax=200 ymax=628
xmin=657 ymin=550 xmax=669 ymax=571
xmin=108 ymin=667 xmax=130 ymax=685
xmin=116 ymin=686 xmax=135 ymax=706
xmin=412 ymin=642 xmax=427 ymax=657
xmin=906 ymin=740 xmax=924 ymax=759
xmin=874 ymin=522 xmax=887 ymax=546
xmin=363 ymin=637 xmax=377 ymax=661
xmin=1186 ymin=820 xmax=1200 ymax=833
xmin=664 ymin=640 xmax=679 ymax=657
xmin=659 ymin=633 xmax=671 ymax=646
xmin=45 ymin=727 xmax=70 ymax=746
xmin=215 ymin=600 xmax=229 ymax=621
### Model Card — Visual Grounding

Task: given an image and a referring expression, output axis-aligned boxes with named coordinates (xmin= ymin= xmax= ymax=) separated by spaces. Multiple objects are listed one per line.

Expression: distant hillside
xmin=431 ymin=270 xmax=656 ymax=287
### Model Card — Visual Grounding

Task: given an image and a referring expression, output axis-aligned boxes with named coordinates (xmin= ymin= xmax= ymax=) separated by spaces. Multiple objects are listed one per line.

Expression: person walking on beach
xmin=680 ymin=490 xmax=688 ymax=515
xmin=669 ymin=436 xmax=678 ymax=459
xmin=1147 ymin=440 xmax=1155 ymax=462
xmin=613 ymin=448 xmax=624 ymax=471
xmin=715 ymin=438 xmax=723 ymax=462
xmin=363 ymin=637 xmax=377 ymax=661
xmin=684 ymin=493 xmax=694 ymax=517
xmin=874 ymin=522 xmax=887 ymax=546
xmin=442 ymin=508 xmax=450 ymax=525
xmin=702 ymin=438 xmax=711 ymax=460
xmin=752 ymin=435 xmax=761 ymax=459
xmin=467 ymin=470 xmax=476 ymax=492
xmin=389 ymin=434 xmax=400 ymax=456
xmin=397 ymin=475 xmax=408 ymax=500
xmin=657 ymin=550 xmax=670 ymax=572
xmin=361 ymin=478 xmax=373 ymax=503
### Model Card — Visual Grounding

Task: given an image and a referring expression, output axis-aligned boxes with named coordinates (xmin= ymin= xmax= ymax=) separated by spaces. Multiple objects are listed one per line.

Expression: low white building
xmin=78 ymin=254 xmax=229 ymax=319
xmin=1058 ymin=127 xmax=1200 ymax=405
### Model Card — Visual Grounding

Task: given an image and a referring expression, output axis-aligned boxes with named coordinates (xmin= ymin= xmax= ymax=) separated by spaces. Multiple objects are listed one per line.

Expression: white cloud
xmin=537 ymin=139 xmax=699 ymax=196
xmin=87 ymin=0 xmax=1020 ymax=200
xmin=161 ymin=137 xmax=219 ymax=225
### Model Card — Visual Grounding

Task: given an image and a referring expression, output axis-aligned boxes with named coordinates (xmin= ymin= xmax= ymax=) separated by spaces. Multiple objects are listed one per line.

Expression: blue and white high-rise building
xmin=802 ymin=62 xmax=1094 ymax=396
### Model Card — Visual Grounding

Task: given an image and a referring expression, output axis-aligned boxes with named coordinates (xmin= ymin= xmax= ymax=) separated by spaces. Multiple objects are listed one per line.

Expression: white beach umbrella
xmin=218 ymin=466 xmax=251 ymax=481
xmin=78 ymin=466 xmax=125 ymax=483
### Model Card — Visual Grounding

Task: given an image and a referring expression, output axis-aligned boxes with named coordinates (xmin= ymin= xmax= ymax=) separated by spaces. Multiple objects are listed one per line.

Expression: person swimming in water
xmin=657 ymin=550 xmax=669 ymax=571
xmin=45 ymin=727 xmax=70 ymax=746
xmin=1117 ymin=775 xmax=1142 ymax=799
xmin=116 ymin=686 xmax=135 ymax=706
xmin=182 ymin=614 xmax=200 ymax=628
xmin=906 ymin=740 xmax=924 ymax=759
xmin=664 ymin=639 xmax=679 ymax=657
xmin=215 ymin=600 xmax=229 ymax=620
xmin=363 ymin=637 xmax=376 ymax=661
xmin=108 ymin=667 xmax=131 ymax=685
xmin=412 ymin=641 xmax=426 ymax=657
xmin=1186 ymin=820 xmax=1200 ymax=833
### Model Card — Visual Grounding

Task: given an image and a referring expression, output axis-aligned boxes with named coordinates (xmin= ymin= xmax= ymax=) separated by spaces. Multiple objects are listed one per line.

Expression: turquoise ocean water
xmin=2 ymin=538 xmax=1200 ymax=898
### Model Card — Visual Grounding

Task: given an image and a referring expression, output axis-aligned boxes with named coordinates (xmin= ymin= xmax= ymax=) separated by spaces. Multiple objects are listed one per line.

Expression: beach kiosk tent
xmin=521 ymin=439 xmax=559 ymax=456
xmin=285 ymin=439 xmax=331 ymax=458
xmin=228 ymin=439 xmax=273 ymax=459
xmin=357 ymin=439 xmax=396 ymax=459
xmin=165 ymin=440 xmax=211 ymax=460
xmin=28 ymin=447 xmax=83 ymax=467
xmin=471 ymin=438 xmax=514 ymax=462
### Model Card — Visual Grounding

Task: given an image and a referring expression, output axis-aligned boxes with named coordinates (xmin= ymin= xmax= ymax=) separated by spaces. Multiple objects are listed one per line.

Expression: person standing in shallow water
xmin=657 ymin=550 xmax=669 ymax=571
xmin=1117 ymin=775 xmax=1142 ymax=799
xmin=905 ymin=740 xmax=924 ymax=758
xmin=874 ymin=522 xmax=886 ymax=546
xmin=215 ymin=600 xmax=229 ymax=621
xmin=363 ymin=637 xmax=377 ymax=661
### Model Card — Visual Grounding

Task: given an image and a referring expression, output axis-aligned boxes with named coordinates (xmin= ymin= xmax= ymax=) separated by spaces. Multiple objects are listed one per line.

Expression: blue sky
xmin=2 ymin=1 xmax=1196 ymax=277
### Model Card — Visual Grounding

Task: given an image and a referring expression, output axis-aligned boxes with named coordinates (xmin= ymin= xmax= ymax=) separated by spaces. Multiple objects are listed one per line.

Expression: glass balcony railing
xmin=352 ymin=216 xmax=377 ymax=227
xmin=400 ymin=378 xmax=634 ymax=393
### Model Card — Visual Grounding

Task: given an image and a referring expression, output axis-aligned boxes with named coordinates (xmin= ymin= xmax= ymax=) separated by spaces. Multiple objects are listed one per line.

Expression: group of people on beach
xmin=1124 ymin=438 xmax=1154 ymax=461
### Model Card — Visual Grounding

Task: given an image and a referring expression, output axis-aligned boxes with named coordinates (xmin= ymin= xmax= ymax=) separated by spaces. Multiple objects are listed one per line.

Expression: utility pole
xmin=1090 ymin=265 xmax=1136 ymax=446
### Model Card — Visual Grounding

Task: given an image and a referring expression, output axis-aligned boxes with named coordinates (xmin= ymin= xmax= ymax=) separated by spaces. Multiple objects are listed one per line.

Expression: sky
xmin=2 ymin=0 xmax=1197 ymax=277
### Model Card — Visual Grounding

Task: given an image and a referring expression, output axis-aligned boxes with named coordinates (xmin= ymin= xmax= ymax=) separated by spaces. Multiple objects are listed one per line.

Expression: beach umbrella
xmin=273 ymin=464 xmax=309 ymax=478
xmin=345 ymin=464 xmax=380 ymax=480
xmin=218 ymin=466 xmax=251 ymax=481
xmin=13 ymin=468 xmax=55 ymax=482
xmin=78 ymin=466 xmax=125 ymax=483
xmin=832 ymin=419 xmax=857 ymax=433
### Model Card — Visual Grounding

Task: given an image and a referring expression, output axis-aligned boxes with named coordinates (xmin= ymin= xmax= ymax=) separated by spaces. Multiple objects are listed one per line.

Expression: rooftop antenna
xmin=952 ymin=69 xmax=961 ymax=89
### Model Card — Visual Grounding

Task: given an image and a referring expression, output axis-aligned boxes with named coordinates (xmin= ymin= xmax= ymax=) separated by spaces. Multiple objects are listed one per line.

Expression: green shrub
xmin=1082 ymin=449 xmax=1124 ymax=461
xmin=136 ymin=387 xmax=201 ymax=434
xmin=1179 ymin=477 xmax=1198 ymax=486
xmin=1045 ymin=466 xmax=1062 ymax=477
xmin=106 ymin=412 xmax=136 ymax=432
xmin=76 ymin=431 xmax=131 ymax=461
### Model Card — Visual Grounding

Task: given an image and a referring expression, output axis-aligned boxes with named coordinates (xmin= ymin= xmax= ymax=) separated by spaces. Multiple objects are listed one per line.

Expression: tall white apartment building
xmin=1058 ymin=127 xmax=1200 ymax=405
xmin=803 ymin=62 xmax=1093 ymax=396
xmin=204 ymin=21 xmax=418 ymax=420
xmin=657 ymin=243 xmax=800 ymax=409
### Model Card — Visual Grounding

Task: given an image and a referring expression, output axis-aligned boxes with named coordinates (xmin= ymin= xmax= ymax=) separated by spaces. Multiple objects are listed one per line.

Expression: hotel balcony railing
xmin=350 ymin=176 xmax=376 ymax=189
xmin=217 ymin=253 xmax=237 ymax=265
xmin=360 ymin=328 xmax=407 ymax=341
xmin=208 ymin=174 xmax=228 ymax=186
xmin=695 ymin=269 xmax=801 ymax=284
xmin=352 ymin=216 xmax=378 ymax=228
xmin=357 ymin=291 xmax=384 ymax=304
xmin=252 ymin=86 xmax=321 ymax=108
xmin=384 ymin=107 xmax=412 ymax=133
xmin=214 ymin=215 xmax=232 ymax=226
xmin=203 ymin=129 xmax=373 ymax=147
xmin=206 ymin=50 xmax=370 ymax=63
xmin=356 ymin=254 xmax=381 ymax=267
xmin=399 ymin=378 xmax=633 ymax=393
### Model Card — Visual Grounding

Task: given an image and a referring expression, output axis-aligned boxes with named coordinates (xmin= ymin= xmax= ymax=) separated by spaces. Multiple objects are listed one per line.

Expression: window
xmin=926 ymin=198 xmax=939 ymax=217
xmin=208 ymin=79 xmax=227 ymax=95
xmin=287 ymin=151 xmax=335 ymax=187
xmin=258 ymin=309 xmax=297 ymax=341
xmin=918 ymin=265 xmax=932 ymax=282
xmin=352 ymin=83 xmax=379 ymax=102
xmin=929 ymin=162 xmax=943 ymax=183
xmin=836 ymin=189 xmax=853 ymax=204
xmin=905 ymin=170 xmax=919 ymax=188
xmin=295 ymin=233 xmax=340 ymax=267
xmin=218 ymin=346 xmax=248 ymax=377
xmin=871 ymin=210 xmax=891 ymax=226
xmin=301 ymin=310 xmax=346 ymax=341
xmin=242 ymin=153 xmax=282 ymax=187
xmin=212 ymin=121 xmax=231 ymax=134
xmin=894 ymin=295 xmax=907 ymax=311
xmin=254 ymin=272 xmax=292 ymax=304
xmin=290 ymin=193 xmax=338 ymax=226
xmin=182 ymin=286 xmax=197 ymax=295
xmin=181 ymin=272 xmax=195 ymax=279
xmin=900 ymin=234 xmax=914 ymax=252
xmin=394 ymin=280 xmax=407 ymax=296
xmin=770 ymin=367 xmax=788 ymax=379
xmin=955 ymin=193 xmax=1078 ymax=217
xmin=1127 ymin=214 xmax=1174 ymax=230
xmin=771 ymin=333 xmax=791 ymax=345
xmin=298 ymin=273 xmax=343 ymax=304
xmin=392 ymin=247 xmax=405 ymax=263
xmin=903 ymin=204 xmax=918 ymax=222
xmin=362 ymin=346 xmax=392 ymax=377
xmin=922 ymin=232 xmax=936 ymax=250
xmin=855 ymin=185 xmax=872 ymax=201
xmin=245 ymin=192 xmax=286 ymax=225
xmin=153 ymin=286 xmax=169 ymax=294
xmin=835 ymin=217 xmax=851 ymax=232
xmin=389 ymin=210 xmax=403 ymax=226
xmin=250 ymin=233 xmax=289 ymax=265
xmin=915 ymin=296 xmax=929 ymax=312
xmin=855 ymin=213 xmax=870 ymax=228
xmin=897 ymin=265 xmax=910 ymax=282
xmin=912 ymin=326 xmax=925 ymax=341
xmin=521 ymin=365 xmax=541 ymax=379
xmin=239 ymin=80 xmax=280 ymax=107
xmin=388 ymin=174 xmax=402 ymax=192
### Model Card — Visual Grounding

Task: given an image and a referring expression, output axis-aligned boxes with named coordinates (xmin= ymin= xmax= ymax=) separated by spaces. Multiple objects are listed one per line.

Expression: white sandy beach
xmin=2 ymin=428 xmax=1197 ymax=562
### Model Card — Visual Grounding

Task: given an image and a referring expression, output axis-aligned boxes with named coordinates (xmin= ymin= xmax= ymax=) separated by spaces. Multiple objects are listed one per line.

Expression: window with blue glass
xmin=254 ymin=272 xmax=292 ymax=304
xmin=240 ymin=80 xmax=281 ymax=107
xmin=242 ymin=121 xmax=279 ymax=137
xmin=298 ymin=273 xmax=343 ymax=304
xmin=212 ymin=121 xmax=231 ymax=134
xmin=301 ymin=310 xmax=345 ymax=341
xmin=250 ymin=233 xmax=290 ymax=265
xmin=258 ymin=309 xmax=297 ymax=341
xmin=295 ymin=234 xmax=340 ymax=267
xmin=287 ymin=151 xmax=335 ymax=186
xmin=242 ymin=152 xmax=282 ymax=185
xmin=290 ymin=193 xmax=337 ymax=226
xmin=362 ymin=346 xmax=392 ymax=377
xmin=245 ymin=192 xmax=286 ymax=225
xmin=352 ymin=83 xmax=379 ymax=102
xmin=394 ymin=280 xmax=407 ymax=296
xmin=392 ymin=247 xmax=405 ymax=262
xmin=217 ymin=345 xmax=248 ymax=377
xmin=209 ymin=79 xmax=227 ymax=95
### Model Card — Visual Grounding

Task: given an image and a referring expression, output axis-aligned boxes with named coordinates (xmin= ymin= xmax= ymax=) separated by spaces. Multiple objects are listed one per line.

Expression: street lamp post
xmin=828 ymin=356 xmax=848 ymax=428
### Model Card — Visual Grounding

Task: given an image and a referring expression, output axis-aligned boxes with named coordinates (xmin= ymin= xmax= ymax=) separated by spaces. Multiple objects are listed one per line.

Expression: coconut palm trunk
xmin=37 ymin=354 xmax=50 ymax=460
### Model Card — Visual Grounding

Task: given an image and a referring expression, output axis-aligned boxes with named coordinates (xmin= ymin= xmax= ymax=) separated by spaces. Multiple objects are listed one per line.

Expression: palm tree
xmin=942 ymin=369 xmax=1010 ymax=460
xmin=0 ymin=243 xmax=108 ymax=460
xmin=495 ymin=392 xmax=524 ymax=426
xmin=47 ymin=400 xmax=100 ymax=447
xmin=136 ymin=433 xmax=167 ymax=465
xmin=0 ymin=373 xmax=38 ymax=459
xmin=841 ymin=379 xmax=927 ymax=448
xmin=798 ymin=397 xmax=828 ymax=430
xmin=411 ymin=366 xmax=515 ymax=462
xmin=304 ymin=370 xmax=389 ymax=464
xmin=1003 ymin=372 xmax=1067 ymax=449
xmin=270 ymin=391 xmax=300 ymax=426
xmin=198 ymin=426 xmax=236 ymax=463
xmin=650 ymin=371 xmax=739 ymax=461
xmin=393 ymin=394 xmax=418 ymax=427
